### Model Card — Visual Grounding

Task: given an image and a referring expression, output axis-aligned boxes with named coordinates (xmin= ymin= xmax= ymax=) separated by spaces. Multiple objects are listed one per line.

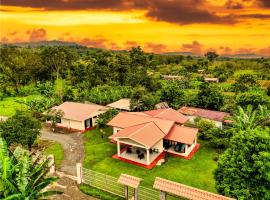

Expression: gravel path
xmin=41 ymin=129 xmax=85 ymax=176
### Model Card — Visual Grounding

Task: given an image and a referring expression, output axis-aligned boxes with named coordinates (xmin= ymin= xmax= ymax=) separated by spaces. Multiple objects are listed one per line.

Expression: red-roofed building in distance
xmin=51 ymin=102 xmax=108 ymax=132
xmin=108 ymin=108 xmax=199 ymax=169
xmin=178 ymin=106 xmax=231 ymax=129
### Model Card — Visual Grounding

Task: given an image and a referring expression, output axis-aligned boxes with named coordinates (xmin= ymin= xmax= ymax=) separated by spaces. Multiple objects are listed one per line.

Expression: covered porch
xmin=113 ymin=138 xmax=165 ymax=169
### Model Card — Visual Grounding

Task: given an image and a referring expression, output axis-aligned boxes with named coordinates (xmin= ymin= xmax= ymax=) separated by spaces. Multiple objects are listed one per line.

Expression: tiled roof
xmin=144 ymin=108 xmax=188 ymax=124
xmin=108 ymin=112 xmax=174 ymax=134
xmin=178 ymin=107 xmax=230 ymax=122
xmin=110 ymin=122 xmax=165 ymax=148
xmin=52 ymin=102 xmax=108 ymax=121
xmin=107 ymin=98 xmax=131 ymax=111
xmin=165 ymin=125 xmax=198 ymax=145
xmin=118 ymin=174 xmax=141 ymax=189
xmin=153 ymin=177 xmax=234 ymax=200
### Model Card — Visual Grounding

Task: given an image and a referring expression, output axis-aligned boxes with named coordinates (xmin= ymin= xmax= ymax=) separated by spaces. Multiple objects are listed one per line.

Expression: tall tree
xmin=0 ymin=111 xmax=41 ymax=149
xmin=204 ymin=51 xmax=219 ymax=61
xmin=196 ymin=82 xmax=224 ymax=110
xmin=41 ymin=46 xmax=77 ymax=81
xmin=215 ymin=127 xmax=270 ymax=199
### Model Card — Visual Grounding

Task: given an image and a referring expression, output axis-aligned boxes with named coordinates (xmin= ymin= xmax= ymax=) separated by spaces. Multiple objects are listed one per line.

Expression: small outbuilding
xmin=178 ymin=106 xmax=230 ymax=129
xmin=107 ymin=98 xmax=131 ymax=111
xmin=52 ymin=102 xmax=108 ymax=132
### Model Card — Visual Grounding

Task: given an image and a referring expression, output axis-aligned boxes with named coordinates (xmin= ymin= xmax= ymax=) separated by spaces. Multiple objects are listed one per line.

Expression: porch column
xmin=146 ymin=149 xmax=150 ymax=165
xmin=117 ymin=139 xmax=121 ymax=157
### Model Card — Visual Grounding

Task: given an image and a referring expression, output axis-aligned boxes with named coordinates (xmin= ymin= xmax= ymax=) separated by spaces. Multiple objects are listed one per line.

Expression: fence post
xmin=76 ymin=163 xmax=83 ymax=184
xmin=124 ymin=186 xmax=128 ymax=199
xmin=134 ymin=188 xmax=138 ymax=200
xmin=160 ymin=191 xmax=166 ymax=200
xmin=47 ymin=154 xmax=55 ymax=174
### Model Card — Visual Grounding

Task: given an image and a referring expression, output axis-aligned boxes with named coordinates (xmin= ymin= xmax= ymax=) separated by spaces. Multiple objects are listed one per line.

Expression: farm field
xmin=83 ymin=128 xmax=218 ymax=193
xmin=0 ymin=95 xmax=41 ymax=117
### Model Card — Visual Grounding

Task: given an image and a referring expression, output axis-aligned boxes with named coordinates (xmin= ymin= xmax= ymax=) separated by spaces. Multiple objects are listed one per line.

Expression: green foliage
xmin=215 ymin=127 xmax=270 ymax=199
xmin=235 ymin=90 xmax=270 ymax=108
xmin=0 ymin=137 xmax=62 ymax=199
xmin=130 ymin=86 xmax=159 ymax=111
xmin=0 ymin=111 xmax=41 ymax=149
xmin=230 ymin=105 xmax=270 ymax=131
xmin=205 ymin=52 xmax=219 ymax=61
xmin=196 ymin=82 xmax=224 ymax=110
xmin=79 ymin=184 xmax=124 ymax=200
xmin=233 ymin=74 xmax=259 ymax=93
xmin=196 ymin=119 xmax=216 ymax=140
xmin=43 ymin=142 xmax=64 ymax=168
xmin=85 ymin=85 xmax=132 ymax=105
xmin=96 ymin=109 xmax=119 ymax=128
xmin=160 ymin=81 xmax=185 ymax=109
xmin=45 ymin=109 xmax=64 ymax=132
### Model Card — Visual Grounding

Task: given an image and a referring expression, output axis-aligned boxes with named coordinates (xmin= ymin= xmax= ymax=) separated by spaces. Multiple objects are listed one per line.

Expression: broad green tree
xmin=215 ymin=127 xmax=270 ymax=199
xmin=0 ymin=111 xmax=41 ymax=149
xmin=196 ymin=82 xmax=224 ymax=110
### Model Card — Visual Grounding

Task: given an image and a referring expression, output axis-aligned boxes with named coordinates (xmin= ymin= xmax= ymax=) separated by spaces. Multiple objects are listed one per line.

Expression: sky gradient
xmin=1 ymin=0 xmax=270 ymax=55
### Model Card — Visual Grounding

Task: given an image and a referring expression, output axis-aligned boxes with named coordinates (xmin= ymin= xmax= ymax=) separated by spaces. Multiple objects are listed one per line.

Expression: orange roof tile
xmin=108 ymin=112 xmax=174 ymax=134
xmin=53 ymin=102 xmax=108 ymax=121
xmin=111 ymin=122 xmax=165 ymax=148
xmin=153 ymin=177 xmax=234 ymax=200
xmin=118 ymin=174 xmax=141 ymax=189
xmin=144 ymin=108 xmax=188 ymax=124
xmin=107 ymin=98 xmax=131 ymax=111
xmin=178 ymin=106 xmax=230 ymax=122
xmin=165 ymin=125 xmax=198 ymax=145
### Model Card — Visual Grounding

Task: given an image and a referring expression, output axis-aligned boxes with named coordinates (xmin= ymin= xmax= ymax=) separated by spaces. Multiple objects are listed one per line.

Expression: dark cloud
xmin=145 ymin=0 xmax=235 ymax=25
xmin=225 ymin=0 xmax=244 ymax=9
xmin=125 ymin=40 xmax=139 ymax=49
xmin=78 ymin=36 xmax=107 ymax=48
xmin=9 ymin=31 xmax=17 ymax=36
xmin=181 ymin=41 xmax=203 ymax=54
xmin=258 ymin=0 xmax=270 ymax=8
xmin=0 ymin=37 xmax=9 ymax=43
xmin=240 ymin=14 xmax=270 ymax=19
xmin=27 ymin=28 xmax=47 ymax=42
xmin=144 ymin=42 xmax=167 ymax=53
xmin=1 ymin=0 xmax=268 ymax=25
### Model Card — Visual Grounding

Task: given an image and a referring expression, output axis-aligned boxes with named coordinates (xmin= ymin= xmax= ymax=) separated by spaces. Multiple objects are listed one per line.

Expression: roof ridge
xmin=128 ymin=122 xmax=154 ymax=138
xmin=153 ymin=108 xmax=169 ymax=117
xmin=151 ymin=120 xmax=171 ymax=135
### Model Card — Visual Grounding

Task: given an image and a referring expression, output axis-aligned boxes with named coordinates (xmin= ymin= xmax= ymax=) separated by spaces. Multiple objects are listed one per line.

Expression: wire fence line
xmin=82 ymin=167 xmax=160 ymax=200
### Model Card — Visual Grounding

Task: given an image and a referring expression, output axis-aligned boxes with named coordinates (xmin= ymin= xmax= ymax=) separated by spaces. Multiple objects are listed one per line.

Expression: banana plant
xmin=0 ymin=137 xmax=62 ymax=199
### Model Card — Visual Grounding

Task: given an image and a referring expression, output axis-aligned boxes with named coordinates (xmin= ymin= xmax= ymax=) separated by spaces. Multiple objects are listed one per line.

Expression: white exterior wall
xmin=152 ymin=139 xmax=164 ymax=153
xmin=58 ymin=118 xmax=84 ymax=131
xmin=187 ymin=115 xmax=223 ymax=129
xmin=113 ymin=127 xmax=123 ymax=134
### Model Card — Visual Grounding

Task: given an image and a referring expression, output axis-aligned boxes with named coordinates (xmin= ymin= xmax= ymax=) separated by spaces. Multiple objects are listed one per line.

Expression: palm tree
xmin=0 ymin=137 xmax=62 ymax=199
xmin=230 ymin=105 xmax=270 ymax=130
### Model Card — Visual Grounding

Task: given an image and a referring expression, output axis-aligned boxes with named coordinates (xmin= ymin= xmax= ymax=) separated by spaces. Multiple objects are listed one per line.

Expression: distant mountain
xmin=220 ymin=53 xmax=266 ymax=59
xmin=162 ymin=51 xmax=200 ymax=56
xmin=1 ymin=40 xmax=87 ymax=48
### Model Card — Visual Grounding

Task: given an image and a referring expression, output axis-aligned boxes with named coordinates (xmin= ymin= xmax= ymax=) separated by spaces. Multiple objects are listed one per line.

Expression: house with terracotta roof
xmin=108 ymin=108 xmax=200 ymax=169
xmin=178 ymin=106 xmax=230 ymax=129
xmin=107 ymin=98 xmax=131 ymax=111
xmin=52 ymin=102 xmax=108 ymax=132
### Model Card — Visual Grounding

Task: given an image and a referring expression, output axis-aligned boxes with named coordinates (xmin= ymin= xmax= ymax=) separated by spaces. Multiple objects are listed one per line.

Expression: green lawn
xmin=43 ymin=141 xmax=64 ymax=168
xmin=83 ymin=127 xmax=218 ymax=193
xmin=0 ymin=95 xmax=41 ymax=117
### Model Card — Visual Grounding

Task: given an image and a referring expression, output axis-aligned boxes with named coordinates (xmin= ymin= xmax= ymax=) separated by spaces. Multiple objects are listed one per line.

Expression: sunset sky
xmin=0 ymin=0 xmax=270 ymax=55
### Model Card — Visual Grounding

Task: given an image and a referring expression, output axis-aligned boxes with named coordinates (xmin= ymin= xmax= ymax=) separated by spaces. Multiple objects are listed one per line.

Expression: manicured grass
xmin=0 ymin=95 xmax=41 ymax=117
xmin=83 ymin=127 xmax=218 ymax=193
xmin=43 ymin=141 xmax=64 ymax=168
xmin=79 ymin=184 xmax=124 ymax=200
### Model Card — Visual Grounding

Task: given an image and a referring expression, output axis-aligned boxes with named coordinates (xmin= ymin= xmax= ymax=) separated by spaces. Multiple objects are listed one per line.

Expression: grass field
xmin=0 ymin=95 xmax=41 ymax=117
xmin=42 ymin=141 xmax=64 ymax=168
xmin=83 ymin=127 xmax=218 ymax=193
